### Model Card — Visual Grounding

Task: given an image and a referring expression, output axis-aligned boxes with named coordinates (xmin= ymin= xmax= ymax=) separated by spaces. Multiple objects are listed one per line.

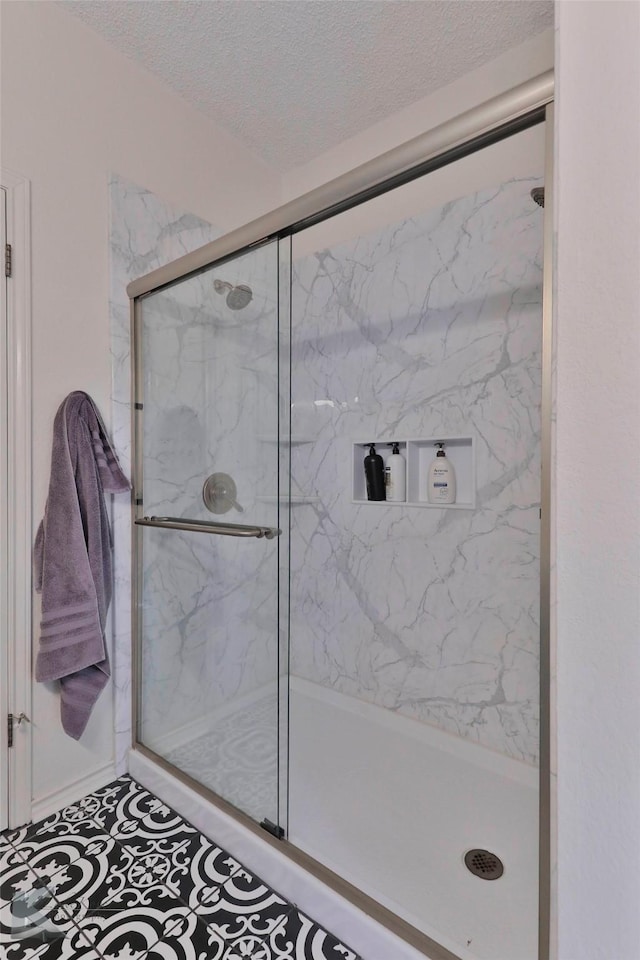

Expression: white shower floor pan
xmin=132 ymin=680 xmax=538 ymax=960
xmin=288 ymin=677 xmax=539 ymax=960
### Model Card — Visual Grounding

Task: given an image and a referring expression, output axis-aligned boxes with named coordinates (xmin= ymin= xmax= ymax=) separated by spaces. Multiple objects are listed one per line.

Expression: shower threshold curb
xmin=128 ymin=748 xmax=464 ymax=960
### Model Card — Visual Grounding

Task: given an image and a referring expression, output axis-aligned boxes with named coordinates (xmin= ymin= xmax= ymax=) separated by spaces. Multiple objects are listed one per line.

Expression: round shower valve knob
xmin=203 ymin=472 xmax=244 ymax=515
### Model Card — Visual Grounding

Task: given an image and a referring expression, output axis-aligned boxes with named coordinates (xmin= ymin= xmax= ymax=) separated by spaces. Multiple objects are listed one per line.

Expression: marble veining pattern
xmin=111 ymin=174 xmax=542 ymax=774
xmin=109 ymin=176 xmax=219 ymax=773
xmin=289 ymin=178 xmax=543 ymax=765
xmin=110 ymin=178 xmax=284 ymax=791
xmin=136 ymin=248 xmax=282 ymax=783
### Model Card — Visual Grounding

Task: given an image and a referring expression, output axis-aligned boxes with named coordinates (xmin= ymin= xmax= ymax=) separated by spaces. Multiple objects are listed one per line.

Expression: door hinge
xmin=5 ymin=243 xmax=12 ymax=278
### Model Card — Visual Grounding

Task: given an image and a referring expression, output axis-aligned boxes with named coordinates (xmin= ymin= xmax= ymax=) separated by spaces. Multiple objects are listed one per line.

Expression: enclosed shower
xmin=127 ymin=80 xmax=552 ymax=960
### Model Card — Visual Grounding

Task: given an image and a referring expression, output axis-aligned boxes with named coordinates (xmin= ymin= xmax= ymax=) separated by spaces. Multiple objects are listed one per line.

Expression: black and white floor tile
xmin=0 ymin=776 xmax=361 ymax=960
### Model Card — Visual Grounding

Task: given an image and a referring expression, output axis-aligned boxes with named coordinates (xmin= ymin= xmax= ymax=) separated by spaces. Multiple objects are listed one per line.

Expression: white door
xmin=0 ymin=185 xmax=9 ymax=831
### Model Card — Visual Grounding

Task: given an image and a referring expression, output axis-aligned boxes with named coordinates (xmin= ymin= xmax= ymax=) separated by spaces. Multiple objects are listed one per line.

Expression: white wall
xmin=554 ymin=3 xmax=640 ymax=958
xmin=285 ymin=28 xmax=553 ymax=261
xmin=283 ymin=30 xmax=554 ymax=199
xmin=0 ymin=0 xmax=281 ymax=814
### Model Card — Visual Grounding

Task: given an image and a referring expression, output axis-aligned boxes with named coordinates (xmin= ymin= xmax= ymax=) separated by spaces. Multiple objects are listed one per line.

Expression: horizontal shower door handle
xmin=135 ymin=516 xmax=281 ymax=539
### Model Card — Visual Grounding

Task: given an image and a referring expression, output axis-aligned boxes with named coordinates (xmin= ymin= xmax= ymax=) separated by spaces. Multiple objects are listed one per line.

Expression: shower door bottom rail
xmin=135 ymin=516 xmax=281 ymax=539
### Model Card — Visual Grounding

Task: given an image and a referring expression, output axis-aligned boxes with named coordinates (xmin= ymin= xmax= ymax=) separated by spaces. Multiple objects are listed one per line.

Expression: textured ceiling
xmin=62 ymin=0 xmax=553 ymax=170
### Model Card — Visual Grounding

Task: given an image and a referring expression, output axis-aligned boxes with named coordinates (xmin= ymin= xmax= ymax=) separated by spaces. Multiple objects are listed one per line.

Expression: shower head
xmin=226 ymin=284 xmax=253 ymax=310
xmin=213 ymin=278 xmax=253 ymax=310
xmin=531 ymin=187 xmax=545 ymax=208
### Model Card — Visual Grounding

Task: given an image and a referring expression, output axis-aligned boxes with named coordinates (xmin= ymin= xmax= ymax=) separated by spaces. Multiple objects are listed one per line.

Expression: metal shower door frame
xmin=129 ymin=73 xmax=555 ymax=960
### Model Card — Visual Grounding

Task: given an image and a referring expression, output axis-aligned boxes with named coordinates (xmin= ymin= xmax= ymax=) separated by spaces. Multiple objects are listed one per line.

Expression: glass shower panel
xmin=288 ymin=125 xmax=545 ymax=960
xmin=136 ymin=240 xmax=284 ymax=828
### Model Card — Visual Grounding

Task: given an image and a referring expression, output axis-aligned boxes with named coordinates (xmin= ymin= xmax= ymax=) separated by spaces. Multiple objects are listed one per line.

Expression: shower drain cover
xmin=464 ymin=848 xmax=504 ymax=880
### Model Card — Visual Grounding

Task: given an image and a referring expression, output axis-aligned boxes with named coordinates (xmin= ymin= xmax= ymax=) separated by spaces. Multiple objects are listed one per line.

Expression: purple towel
xmin=34 ymin=391 xmax=130 ymax=740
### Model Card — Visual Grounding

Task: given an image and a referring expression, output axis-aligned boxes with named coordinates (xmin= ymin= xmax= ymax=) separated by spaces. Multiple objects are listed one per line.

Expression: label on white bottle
xmin=428 ymin=460 xmax=456 ymax=503
xmin=385 ymin=455 xmax=406 ymax=502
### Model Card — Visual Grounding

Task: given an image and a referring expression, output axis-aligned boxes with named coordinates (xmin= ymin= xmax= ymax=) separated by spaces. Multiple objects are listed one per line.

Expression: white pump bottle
xmin=427 ymin=442 xmax=456 ymax=504
xmin=385 ymin=442 xmax=406 ymax=502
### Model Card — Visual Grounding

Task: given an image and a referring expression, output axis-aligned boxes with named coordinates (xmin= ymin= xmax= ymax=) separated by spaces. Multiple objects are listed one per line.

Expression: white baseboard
xmin=31 ymin=762 xmax=117 ymax=823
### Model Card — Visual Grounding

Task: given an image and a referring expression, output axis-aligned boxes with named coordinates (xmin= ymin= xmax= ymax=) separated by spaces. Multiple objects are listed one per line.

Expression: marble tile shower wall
xmin=110 ymin=176 xmax=217 ymax=767
xmin=110 ymin=177 xmax=281 ymax=764
xmin=137 ymin=256 xmax=282 ymax=746
xmin=289 ymin=178 xmax=544 ymax=765
xmin=111 ymin=175 xmax=542 ymax=771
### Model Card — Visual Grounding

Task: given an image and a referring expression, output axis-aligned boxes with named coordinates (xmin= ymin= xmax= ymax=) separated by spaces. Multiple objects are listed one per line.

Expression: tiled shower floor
xmin=0 ymin=775 xmax=360 ymax=960
xmin=164 ymin=695 xmax=278 ymax=824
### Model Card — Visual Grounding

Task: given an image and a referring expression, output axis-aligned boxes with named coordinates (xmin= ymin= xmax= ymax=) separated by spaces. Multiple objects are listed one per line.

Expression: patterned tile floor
xmin=0 ymin=776 xmax=360 ymax=960
xmin=165 ymin=696 xmax=278 ymax=823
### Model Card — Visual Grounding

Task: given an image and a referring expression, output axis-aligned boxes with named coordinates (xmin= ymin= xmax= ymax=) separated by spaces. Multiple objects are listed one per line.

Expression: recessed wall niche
xmin=352 ymin=436 xmax=475 ymax=508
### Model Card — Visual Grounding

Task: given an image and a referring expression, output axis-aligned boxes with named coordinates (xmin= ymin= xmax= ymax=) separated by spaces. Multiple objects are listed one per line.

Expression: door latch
xmin=7 ymin=712 xmax=30 ymax=748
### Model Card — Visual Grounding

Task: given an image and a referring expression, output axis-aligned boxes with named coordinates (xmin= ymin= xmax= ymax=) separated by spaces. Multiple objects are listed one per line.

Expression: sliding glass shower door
xmin=128 ymin=94 xmax=550 ymax=959
xmin=134 ymin=239 xmax=288 ymax=833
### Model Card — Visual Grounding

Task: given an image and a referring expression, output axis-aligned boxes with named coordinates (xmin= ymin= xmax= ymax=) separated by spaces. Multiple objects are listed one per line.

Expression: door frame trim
xmin=1 ymin=168 xmax=33 ymax=829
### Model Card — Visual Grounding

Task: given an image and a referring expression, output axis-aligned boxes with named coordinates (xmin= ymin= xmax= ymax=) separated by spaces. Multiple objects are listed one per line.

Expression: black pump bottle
xmin=364 ymin=443 xmax=386 ymax=501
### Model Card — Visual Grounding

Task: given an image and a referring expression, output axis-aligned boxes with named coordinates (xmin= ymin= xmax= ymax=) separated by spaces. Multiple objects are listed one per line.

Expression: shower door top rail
xmin=127 ymin=70 xmax=553 ymax=300
xmin=135 ymin=516 xmax=282 ymax=540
